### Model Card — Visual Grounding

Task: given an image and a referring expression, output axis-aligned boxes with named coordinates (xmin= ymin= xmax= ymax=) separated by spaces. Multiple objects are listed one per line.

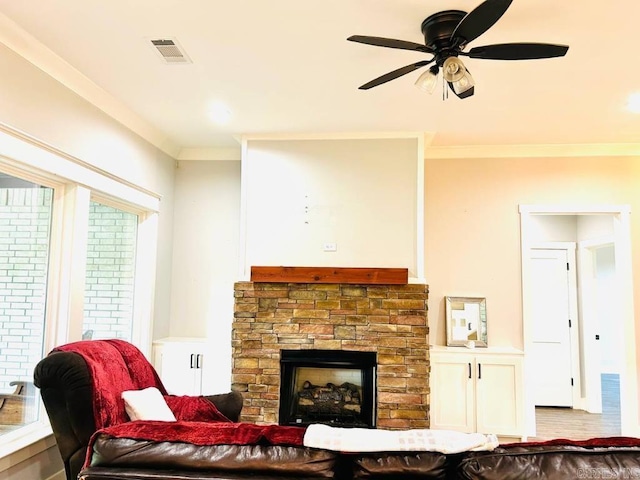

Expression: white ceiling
xmin=0 ymin=0 xmax=639 ymax=152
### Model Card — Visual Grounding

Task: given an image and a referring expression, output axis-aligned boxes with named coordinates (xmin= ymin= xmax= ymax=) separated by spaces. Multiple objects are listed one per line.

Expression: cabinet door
xmin=474 ymin=355 xmax=523 ymax=436
xmin=155 ymin=342 xmax=204 ymax=395
xmin=430 ymin=354 xmax=475 ymax=432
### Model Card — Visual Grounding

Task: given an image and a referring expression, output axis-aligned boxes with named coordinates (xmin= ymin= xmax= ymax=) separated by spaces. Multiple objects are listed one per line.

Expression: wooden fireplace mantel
xmin=250 ymin=266 xmax=408 ymax=285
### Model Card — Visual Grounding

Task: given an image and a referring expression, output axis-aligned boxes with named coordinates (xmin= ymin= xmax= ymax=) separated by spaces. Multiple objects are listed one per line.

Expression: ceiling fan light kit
xmin=348 ymin=0 xmax=569 ymax=99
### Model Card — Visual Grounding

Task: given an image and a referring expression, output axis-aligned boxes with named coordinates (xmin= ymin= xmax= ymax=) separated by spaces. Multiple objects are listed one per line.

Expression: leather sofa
xmin=76 ymin=439 xmax=640 ymax=480
xmin=34 ymin=340 xmax=640 ymax=480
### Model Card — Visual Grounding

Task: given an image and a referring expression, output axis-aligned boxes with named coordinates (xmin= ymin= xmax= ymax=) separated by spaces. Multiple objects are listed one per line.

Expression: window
xmin=0 ymin=137 xmax=159 ymax=454
xmin=82 ymin=201 xmax=138 ymax=341
xmin=0 ymin=174 xmax=53 ymax=435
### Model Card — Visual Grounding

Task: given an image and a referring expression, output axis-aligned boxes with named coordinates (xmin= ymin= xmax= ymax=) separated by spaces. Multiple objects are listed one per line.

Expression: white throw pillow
xmin=121 ymin=387 xmax=177 ymax=421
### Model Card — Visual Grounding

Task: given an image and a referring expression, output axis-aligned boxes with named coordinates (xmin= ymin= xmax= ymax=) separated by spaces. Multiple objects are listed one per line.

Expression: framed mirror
xmin=445 ymin=296 xmax=487 ymax=347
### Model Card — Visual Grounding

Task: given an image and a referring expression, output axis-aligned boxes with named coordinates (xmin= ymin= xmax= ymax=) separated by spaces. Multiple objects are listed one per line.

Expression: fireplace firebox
xmin=279 ymin=349 xmax=377 ymax=428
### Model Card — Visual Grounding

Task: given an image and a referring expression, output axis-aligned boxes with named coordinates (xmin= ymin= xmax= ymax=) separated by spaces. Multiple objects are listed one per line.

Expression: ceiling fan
xmin=347 ymin=0 xmax=569 ymax=99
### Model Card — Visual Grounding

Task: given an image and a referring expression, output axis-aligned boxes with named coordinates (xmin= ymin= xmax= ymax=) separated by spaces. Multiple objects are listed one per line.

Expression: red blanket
xmin=93 ymin=420 xmax=306 ymax=447
xmin=85 ymin=421 xmax=306 ymax=469
xmin=502 ymin=436 xmax=640 ymax=449
xmin=54 ymin=339 xmax=229 ymax=428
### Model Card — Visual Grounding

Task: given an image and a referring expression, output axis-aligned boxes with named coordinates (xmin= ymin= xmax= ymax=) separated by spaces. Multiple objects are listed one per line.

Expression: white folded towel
xmin=303 ymin=424 xmax=499 ymax=454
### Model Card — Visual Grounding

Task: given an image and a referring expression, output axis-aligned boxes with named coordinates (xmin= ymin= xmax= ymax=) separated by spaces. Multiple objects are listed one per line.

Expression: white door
xmin=530 ymin=249 xmax=574 ymax=407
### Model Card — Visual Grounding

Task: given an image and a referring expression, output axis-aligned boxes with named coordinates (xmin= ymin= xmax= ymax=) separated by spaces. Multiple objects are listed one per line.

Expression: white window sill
xmin=0 ymin=423 xmax=55 ymax=472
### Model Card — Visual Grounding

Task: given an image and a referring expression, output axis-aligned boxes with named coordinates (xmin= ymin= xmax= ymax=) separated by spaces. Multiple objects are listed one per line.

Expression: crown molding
xmin=425 ymin=143 xmax=640 ymax=159
xmin=178 ymin=136 xmax=432 ymax=161
xmin=0 ymin=12 xmax=180 ymax=159
xmin=0 ymin=121 xmax=161 ymax=210
xmin=177 ymin=147 xmax=242 ymax=161
xmin=241 ymin=131 xmax=427 ymax=142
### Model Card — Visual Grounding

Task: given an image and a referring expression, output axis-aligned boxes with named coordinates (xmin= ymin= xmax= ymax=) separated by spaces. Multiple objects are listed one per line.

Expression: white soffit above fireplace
xmin=239 ymin=135 xmax=424 ymax=281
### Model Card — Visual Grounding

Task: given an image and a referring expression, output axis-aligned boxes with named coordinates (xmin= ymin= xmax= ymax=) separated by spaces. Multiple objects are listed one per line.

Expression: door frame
xmin=519 ymin=204 xmax=637 ymax=438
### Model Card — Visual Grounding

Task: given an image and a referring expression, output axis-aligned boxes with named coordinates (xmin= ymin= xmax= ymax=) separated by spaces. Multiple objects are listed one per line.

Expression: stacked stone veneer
xmin=232 ymin=281 xmax=429 ymax=429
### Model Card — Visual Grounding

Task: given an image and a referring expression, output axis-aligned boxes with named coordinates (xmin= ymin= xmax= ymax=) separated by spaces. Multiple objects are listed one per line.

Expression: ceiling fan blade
xmin=452 ymin=0 xmax=513 ymax=45
xmin=348 ymin=35 xmax=433 ymax=53
xmin=467 ymin=42 xmax=569 ymax=60
xmin=448 ymin=81 xmax=475 ymax=99
xmin=358 ymin=59 xmax=434 ymax=90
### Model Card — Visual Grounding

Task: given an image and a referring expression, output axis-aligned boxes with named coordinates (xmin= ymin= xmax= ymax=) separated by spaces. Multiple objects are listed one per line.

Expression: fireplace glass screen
xmin=279 ymin=350 xmax=376 ymax=428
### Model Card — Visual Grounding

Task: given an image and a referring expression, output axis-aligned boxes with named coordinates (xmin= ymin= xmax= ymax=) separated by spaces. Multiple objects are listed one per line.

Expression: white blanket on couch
xmin=303 ymin=424 xmax=499 ymax=454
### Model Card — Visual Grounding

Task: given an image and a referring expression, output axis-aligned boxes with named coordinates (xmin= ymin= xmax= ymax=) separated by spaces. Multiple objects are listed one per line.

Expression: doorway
xmin=519 ymin=205 xmax=637 ymax=438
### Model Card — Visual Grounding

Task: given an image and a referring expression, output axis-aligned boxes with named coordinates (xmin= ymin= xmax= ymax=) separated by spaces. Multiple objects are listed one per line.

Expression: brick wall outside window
xmin=0 ymin=188 xmax=52 ymax=391
xmin=0 ymin=194 xmax=138 ymax=392
xmin=82 ymin=202 xmax=137 ymax=341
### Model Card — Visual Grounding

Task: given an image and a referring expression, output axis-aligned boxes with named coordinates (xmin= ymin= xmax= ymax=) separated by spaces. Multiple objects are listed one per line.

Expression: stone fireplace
xmin=231 ymin=276 xmax=429 ymax=429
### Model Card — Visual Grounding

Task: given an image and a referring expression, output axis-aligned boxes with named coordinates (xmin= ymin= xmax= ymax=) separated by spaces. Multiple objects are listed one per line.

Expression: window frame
xmin=0 ymin=125 xmax=160 ymax=460
xmin=82 ymin=194 xmax=158 ymax=348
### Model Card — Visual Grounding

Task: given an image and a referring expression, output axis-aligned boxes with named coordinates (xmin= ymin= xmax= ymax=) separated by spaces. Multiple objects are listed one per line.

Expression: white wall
xmin=0 ymin=43 xmax=177 ymax=339
xmin=0 ymin=43 xmax=176 ymax=479
xmin=529 ymin=215 xmax=614 ymax=243
xmin=167 ymin=138 xmax=421 ymax=394
xmin=169 ymin=160 xmax=241 ymax=392
xmin=424 ymin=155 xmax=640 ymax=353
xmin=595 ymin=245 xmax=623 ymax=373
xmin=242 ymin=138 xmax=420 ymax=278
xmin=0 ymin=44 xmax=174 ymax=193
xmin=529 ymin=215 xmax=577 ymax=242
xmin=577 ymin=215 xmax=615 ymax=240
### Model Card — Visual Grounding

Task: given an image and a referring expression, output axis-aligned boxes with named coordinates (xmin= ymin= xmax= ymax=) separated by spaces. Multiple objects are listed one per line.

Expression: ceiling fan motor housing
xmin=421 ymin=10 xmax=467 ymax=65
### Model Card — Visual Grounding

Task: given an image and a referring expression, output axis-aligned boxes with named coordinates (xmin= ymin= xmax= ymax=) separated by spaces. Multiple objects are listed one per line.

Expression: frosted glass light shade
xmin=414 ymin=68 xmax=439 ymax=94
xmin=443 ymin=57 xmax=466 ymax=82
xmin=452 ymin=69 xmax=475 ymax=95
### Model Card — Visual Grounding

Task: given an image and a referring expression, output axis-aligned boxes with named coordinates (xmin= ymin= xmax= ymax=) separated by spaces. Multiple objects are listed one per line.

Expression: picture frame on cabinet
xmin=445 ymin=296 xmax=488 ymax=347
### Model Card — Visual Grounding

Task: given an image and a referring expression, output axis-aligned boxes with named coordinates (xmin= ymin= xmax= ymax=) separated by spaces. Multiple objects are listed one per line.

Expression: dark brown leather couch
xmin=34 ymin=343 xmax=640 ymax=480
xmin=456 ymin=441 xmax=640 ymax=480
xmin=77 ymin=440 xmax=640 ymax=480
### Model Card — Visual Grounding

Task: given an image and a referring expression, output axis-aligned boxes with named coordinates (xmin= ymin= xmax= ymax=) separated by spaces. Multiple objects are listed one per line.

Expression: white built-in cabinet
xmin=430 ymin=346 xmax=525 ymax=438
xmin=152 ymin=337 xmax=208 ymax=395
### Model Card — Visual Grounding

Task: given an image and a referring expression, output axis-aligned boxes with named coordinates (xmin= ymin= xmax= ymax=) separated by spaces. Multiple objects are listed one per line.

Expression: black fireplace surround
xmin=279 ymin=349 xmax=377 ymax=428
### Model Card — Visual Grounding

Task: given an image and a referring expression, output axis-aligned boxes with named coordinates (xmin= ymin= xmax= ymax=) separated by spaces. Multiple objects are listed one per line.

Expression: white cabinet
xmin=430 ymin=346 xmax=524 ymax=437
xmin=153 ymin=337 xmax=207 ymax=395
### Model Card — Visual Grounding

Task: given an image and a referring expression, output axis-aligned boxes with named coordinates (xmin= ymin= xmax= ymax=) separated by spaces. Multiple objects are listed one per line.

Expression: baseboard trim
xmin=44 ymin=469 xmax=65 ymax=480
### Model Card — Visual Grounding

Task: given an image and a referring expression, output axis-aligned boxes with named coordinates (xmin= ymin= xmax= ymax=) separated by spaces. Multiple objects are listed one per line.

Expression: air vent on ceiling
xmin=149 ymin=38 xmax=192 ymax=64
